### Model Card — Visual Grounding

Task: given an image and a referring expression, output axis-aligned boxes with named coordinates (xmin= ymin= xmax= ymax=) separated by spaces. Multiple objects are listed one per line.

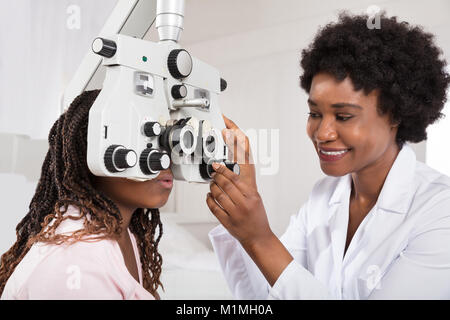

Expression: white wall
xmin=0 ymin=0 xmax=117 ymax=139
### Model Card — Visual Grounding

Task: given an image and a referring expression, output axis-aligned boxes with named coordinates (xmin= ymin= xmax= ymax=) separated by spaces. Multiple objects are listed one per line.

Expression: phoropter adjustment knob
xmin=171 ymin=84 xmax=188 ymax=99
xmin=92 ymin=37 xmax=117 ymax=58
xmin=140 ymin=149 xmax=171 ymax=175
xmin=220 ymin=78 xmax=227 ymax=92
xmin=143 ymin=122 xmax=162 ymax=137
xmin=104 ymin=145 xmax=137 ymax=173
xmin=167 ymin=49 xmax=193 ymax=79
xmin=225 ymin=162 xmax=240 ymax=175
xmin=199 ymin=161 xmax=240 ymax=180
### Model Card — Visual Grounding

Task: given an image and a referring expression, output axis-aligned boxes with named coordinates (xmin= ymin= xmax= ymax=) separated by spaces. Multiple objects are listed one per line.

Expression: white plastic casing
xmin=87 ymin=34 xmax=228 ymax=182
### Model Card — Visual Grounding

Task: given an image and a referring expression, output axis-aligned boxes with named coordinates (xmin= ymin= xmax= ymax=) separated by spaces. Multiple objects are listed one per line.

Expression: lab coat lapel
xmin=374 ymin=144 xmax=416 ymax=214
xmin=328 ymin=174 xmax=353 ymax=291
xmin=325 ymin=144 xmax=416 ymax=298
xmin=342 ymin=144 xmax=417 ymax=298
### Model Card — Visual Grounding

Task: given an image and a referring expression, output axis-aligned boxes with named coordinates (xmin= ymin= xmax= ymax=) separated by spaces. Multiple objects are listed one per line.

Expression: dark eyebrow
xmin=308 ymin=99 xmax=362 ymax=110
xmin=331 ymin=102 xmax=363 ymax=110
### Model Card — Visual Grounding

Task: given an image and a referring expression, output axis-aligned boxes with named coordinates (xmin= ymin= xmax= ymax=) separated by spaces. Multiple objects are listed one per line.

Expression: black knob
xmin=143 ymin=122 xmax=162 ymax=137
xmin=225 ymin=162 xmax=240 ymax=175
xmin=158 ymin=120 xmax=196 ymax=155
xmin=104 ymin=145 xmax=137 ymax=173
xmin=199 ymin=162 xmax=215 ymax=180
xmin=199 ymin=161 xmax=240 ymax=180
xmin=220 ymin=78 xmax=227 ymax=92
xmin=168 ymin=49 xmax=193 ymax=79
xmin=115 ymin=149 xmax=137 ymax=169
xmin=92 ymin=37 xmax=117 ymax=58
xmin=171 ymin=84 xmax=187 ymax=99
xmin=140 ymin=149 xmax=171 ymax=175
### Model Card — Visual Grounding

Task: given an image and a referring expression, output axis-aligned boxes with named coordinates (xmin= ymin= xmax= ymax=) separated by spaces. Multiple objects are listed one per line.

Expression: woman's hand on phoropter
xmin=221 ymin=114 xmax=257 ymax=190
xmin=207 ymin=161 xmax=274 ymax=249
xmin=206 ymin=115 xmax=273 ymax=248
xmin=206 ymin=115 xmax=294 ymax=287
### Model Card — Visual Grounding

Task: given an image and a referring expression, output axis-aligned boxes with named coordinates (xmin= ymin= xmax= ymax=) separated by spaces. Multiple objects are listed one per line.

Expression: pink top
xmin=1 ymin=205 xmax=155 ymax=300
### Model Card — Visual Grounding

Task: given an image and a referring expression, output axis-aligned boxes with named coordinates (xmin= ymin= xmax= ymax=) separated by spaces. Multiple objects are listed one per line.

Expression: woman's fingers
xmin=206 ymin=192 xmax=230 ymax=226
xmin=212 ymin=163 xmax=255 ymax=196
xmin=222 ymin=114 xmax=238 ymax=130
xmin=220 ymin=115 xmax=258 ymax=190
xmin=222 ymin=127 xmax=252 ymax=165
xmin=212 ymin=171 xmax=249 ymax=207
xmin=209 ymin=180 xmax=237 ymax=213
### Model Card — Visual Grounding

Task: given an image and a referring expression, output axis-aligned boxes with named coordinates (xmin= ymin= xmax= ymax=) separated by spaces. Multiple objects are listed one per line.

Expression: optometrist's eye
xmin=336 ymin=115 xmax=353 ymax=121
xmin=308 ymin=112 xmax=353 ymax=121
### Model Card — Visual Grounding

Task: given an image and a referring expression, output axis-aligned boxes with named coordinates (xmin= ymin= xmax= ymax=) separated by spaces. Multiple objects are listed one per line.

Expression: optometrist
xmin=205 ymin=14 xmax=450 ymax=300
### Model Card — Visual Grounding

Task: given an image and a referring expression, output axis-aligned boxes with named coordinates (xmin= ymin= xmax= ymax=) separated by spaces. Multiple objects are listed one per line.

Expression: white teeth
xmin=320 ymin=149 xmax=349 ymax=155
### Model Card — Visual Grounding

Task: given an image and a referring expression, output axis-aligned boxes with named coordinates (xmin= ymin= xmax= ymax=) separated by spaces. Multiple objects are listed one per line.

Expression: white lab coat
xmin=209 ymin=143 xmax=450 ymax=299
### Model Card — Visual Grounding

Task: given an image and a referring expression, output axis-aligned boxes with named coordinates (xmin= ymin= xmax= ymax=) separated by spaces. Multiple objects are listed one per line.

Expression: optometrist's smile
xmin=318 ymin=147 xmax=352 ymax=162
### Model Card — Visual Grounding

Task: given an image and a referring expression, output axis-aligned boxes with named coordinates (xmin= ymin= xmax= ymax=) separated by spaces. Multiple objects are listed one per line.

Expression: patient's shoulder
xmin=1 ymin=235 xmax=125 ymax=299
xmin=2 ymin=206 xmax=132 ymax=299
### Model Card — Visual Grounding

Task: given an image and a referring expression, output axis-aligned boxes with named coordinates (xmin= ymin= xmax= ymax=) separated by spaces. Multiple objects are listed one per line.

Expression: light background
xmin=0 ymin=0 xmax=449 ymax=299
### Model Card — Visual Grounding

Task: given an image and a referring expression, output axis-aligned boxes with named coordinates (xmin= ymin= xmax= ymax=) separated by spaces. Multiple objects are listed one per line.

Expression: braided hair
xmin=0 ymin=90 xmax=163 ymax=297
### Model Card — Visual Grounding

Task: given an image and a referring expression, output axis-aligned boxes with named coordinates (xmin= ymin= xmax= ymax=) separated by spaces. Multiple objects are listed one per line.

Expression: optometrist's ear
xmin=389 ymin=117 xmax=401 ymax=129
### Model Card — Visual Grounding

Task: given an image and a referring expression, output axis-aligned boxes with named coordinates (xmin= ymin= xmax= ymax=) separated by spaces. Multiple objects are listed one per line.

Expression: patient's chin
xmin=142 ymin=194 xmax=170 ymax=209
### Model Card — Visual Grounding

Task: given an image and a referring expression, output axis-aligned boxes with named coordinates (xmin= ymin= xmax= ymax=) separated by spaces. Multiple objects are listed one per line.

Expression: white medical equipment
xmin=63 ymin=0 xmax=239 ymax=182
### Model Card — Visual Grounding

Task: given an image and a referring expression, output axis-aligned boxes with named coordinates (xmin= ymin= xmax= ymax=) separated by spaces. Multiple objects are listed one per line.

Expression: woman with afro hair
xmin=0 ymin=90 xmax=173 ymax=299
xmin=207 ymin=12 xmax=450 ymax=299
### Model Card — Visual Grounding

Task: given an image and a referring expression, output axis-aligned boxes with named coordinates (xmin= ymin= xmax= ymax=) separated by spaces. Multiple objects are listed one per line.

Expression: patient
xmin=0 ymin=90 xmax=172 ymax=299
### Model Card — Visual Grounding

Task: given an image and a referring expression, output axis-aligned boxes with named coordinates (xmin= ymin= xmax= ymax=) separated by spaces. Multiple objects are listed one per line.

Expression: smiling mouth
xmin=318 ymin=148 xmax=352 ymax=162
xmin=319 ymin=149 xmax=350 ymax=155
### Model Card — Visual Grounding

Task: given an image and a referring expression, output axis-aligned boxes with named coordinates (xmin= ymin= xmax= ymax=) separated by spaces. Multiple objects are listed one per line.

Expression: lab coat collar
xmin=328 ymin=143 xmax=416 ymax=214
